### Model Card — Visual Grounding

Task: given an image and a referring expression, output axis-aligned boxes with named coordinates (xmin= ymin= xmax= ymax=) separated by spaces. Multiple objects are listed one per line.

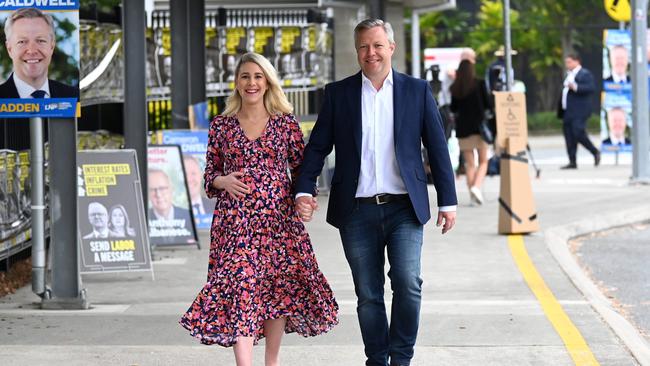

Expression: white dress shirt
xmin=13 ymin=73 xmax=50 ymax=99
xmin=355 ymin=70 xmax=407 ymax=197
xmin=561 ymin=65 xmax=581 ymax=110
xmin=298 ymin=70 xmax=456 ymax=213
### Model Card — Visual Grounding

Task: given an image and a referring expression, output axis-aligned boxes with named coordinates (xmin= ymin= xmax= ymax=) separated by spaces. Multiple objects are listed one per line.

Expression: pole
xmin=29 ymin=117 xmax=46 ymax=298
xmin=631 ymin=0 xmax=650 ymax=182
xmin=187 ymin=0 xmax=206 ymax=106
xmin=411 ymin=11 xmax=420 ymax=78
xmin=123 ymin=0 xmax=148 ymax=203
xmin=503 ymin=0 xmax=513 ymax=91
xmin=170 ymin=0 xmax=190 ymax=129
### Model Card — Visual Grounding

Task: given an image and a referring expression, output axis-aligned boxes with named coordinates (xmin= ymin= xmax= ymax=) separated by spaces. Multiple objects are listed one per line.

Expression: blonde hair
xmin=222 ymin=52 xmax=293 ymax=117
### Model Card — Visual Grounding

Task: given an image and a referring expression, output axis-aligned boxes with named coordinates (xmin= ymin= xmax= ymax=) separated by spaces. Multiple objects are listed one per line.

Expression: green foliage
xmin=419 ymin=10 xmax=469 ymax=48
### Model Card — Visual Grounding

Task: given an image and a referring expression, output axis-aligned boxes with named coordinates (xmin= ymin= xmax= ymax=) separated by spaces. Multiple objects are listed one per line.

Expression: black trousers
xmin=563 ymin=116 xmax=598 ymax=164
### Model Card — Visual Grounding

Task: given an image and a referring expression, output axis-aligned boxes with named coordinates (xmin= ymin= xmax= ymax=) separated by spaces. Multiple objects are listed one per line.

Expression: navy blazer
xmin=557 ymin=67 xmax=595 ymax=121
xmin=296 ymin=70 xmax=458 ymax=228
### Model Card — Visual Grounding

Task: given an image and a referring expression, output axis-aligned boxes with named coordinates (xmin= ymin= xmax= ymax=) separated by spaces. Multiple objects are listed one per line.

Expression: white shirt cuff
xmin=296 ymin=192 xmax=313 ymax=199
xmin=438 ymin=205 xmax=457 ymax=212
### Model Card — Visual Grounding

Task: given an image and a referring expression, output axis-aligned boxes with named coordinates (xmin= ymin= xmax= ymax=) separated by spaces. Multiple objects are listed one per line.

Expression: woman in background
xmin=450 ymin=59 xmax=491 ymax=205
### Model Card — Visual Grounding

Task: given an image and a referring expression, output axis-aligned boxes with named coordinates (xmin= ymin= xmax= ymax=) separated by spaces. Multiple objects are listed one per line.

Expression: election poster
xmin=0 ymin=0 xmax=80 ymax=118
xmin=77 ymin=150 xmax=152 ymax=274
xmin=157 ymin=131 xmax=214 ymax=230
xmin=147 ymin=145 xmax=199 ymax=247
xmin=600 ymin=29 xmax=644 ymax=153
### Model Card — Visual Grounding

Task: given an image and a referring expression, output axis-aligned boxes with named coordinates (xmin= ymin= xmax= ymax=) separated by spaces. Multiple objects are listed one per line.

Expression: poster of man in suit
xmin=0 ymin=2 xmax=79 ymax=118
xmin=147 ymin=145 xmax=198 ymax=247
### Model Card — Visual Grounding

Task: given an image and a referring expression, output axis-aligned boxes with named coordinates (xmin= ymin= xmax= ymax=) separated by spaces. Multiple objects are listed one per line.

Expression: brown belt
xmin=357 ymin=193 xmax=409 ymax=205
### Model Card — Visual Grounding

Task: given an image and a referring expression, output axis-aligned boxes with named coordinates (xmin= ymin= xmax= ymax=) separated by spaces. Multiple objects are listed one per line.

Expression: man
xmin=557 ymin=53 xmax=600 ymax=169
xmin=182 ymin=155 xmax=214 ymax=217
xmin=0 ymin=7 xmax=78 ymax=99
xmin=604 ymin=45 xmax=630 ymax=84
xmin=295 ymin=19 xmax=457 ymax=366
xmin=602 ymin=107 xmax=631 ymax=146
xmin=83 ymin=202 xmax=109 ymax=239
xmin=147 ymin=169 xmax=195 ymax=244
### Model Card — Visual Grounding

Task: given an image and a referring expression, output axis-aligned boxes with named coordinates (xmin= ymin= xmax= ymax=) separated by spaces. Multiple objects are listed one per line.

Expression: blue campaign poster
xmin=0 ymin=1 xmax=80 ymax=118
xmin=159 ymin=130 xmax=214 ymax=230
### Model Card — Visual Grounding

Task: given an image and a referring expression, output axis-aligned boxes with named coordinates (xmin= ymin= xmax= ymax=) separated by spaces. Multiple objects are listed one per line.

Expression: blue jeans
xmin=339 ymin=198 xmax=424 ymax=366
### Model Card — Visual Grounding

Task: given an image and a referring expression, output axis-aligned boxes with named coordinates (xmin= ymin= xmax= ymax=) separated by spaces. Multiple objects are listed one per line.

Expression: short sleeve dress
xmin=179 ymin=113 xmax=339 ymax=347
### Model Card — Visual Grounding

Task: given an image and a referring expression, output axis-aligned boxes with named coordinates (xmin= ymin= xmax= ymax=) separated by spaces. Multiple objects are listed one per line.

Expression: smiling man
xmin=0 ymin=7 xmax=78 ymax=99
xmin=295 ymin=18 xmax=457 ymax=366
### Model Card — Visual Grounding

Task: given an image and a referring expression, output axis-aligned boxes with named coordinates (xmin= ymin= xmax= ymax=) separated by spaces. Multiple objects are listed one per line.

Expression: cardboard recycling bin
xmin=498 ymin=137 xmax=539 ymax=234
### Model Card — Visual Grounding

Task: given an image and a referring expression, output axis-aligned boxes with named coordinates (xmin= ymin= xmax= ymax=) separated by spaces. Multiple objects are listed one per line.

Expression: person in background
xmin=557 ymin=53 xmax=600 ymax=169
xmin=183 ymin=155 xmax=213 ymax=217
xmin=450 ymin=60 xmax=490 ymax=205
xmin=83 ymin=202 xmax=109 ymax=239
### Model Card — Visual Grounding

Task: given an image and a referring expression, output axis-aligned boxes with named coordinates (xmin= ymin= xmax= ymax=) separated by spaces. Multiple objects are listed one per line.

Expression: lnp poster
xmin=147 ymin=145 xmax=199 ymax=246
xmin=157 ymin=131 xmax=214 ymax=230
xmin=0 ymin=1 xmax=80 ymax=118
xmin=77 ymin=150 xmax=152 ymax=274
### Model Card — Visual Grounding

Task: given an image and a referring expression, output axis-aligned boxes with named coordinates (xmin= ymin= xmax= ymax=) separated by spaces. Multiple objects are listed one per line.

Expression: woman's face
xmin=236 ymin=62 xmax=268 ymax=106
xmin=111 ymin=208 xmax=125 ymax=228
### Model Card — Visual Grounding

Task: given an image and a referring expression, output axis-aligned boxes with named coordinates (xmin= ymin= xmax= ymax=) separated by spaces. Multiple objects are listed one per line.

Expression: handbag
xmin=476 ymin=81 xmax=495 ymax=144
xmin=479 ymin=114 xmax=494 ymax=144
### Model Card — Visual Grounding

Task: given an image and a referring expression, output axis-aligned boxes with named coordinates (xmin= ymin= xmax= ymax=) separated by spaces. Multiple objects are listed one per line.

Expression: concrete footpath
xmin=1 ymin=135 xmax=650 ymax=366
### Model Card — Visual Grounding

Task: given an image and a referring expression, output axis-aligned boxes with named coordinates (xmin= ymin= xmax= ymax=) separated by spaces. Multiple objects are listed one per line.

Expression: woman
xmin=450 ymin=59 xmax=491 ymax=205
xmin=107 ymin=204 xmax=136 ymax=237
xmin=179 ymin=52 xmax=338 ymax=366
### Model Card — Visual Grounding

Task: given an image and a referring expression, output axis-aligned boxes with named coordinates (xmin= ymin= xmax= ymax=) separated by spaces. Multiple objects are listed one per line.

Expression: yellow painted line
xmin=507 ymin=235 xmax=599 ymax=366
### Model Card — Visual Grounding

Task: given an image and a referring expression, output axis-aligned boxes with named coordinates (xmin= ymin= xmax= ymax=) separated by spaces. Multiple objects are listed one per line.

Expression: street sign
xmin=605 ymin=0 xmax=631 ymax=22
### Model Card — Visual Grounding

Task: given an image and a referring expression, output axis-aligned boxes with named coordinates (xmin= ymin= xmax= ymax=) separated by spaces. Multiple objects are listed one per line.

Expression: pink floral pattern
xmin=179 ymin=113 xmax=338 ymax=346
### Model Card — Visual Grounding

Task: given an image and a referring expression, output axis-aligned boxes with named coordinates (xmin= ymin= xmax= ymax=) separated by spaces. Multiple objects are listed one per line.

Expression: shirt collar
xmin=361 ymin=69 xmax=393 ymax=90
xmin=571 ymin=65 xmax=582 ymax=76
xmin=13 ymin=73 xmax=50 ymax=99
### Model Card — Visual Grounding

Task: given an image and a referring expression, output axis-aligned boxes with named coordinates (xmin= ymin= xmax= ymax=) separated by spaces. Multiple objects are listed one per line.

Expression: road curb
xmin=544 ymin=204 xmax=650 ymax=366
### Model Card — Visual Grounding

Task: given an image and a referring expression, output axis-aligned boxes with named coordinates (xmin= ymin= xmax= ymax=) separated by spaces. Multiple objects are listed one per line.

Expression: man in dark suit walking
xmin=295 ymin=19 xmax=457 ymax=366
xmin=557 ymin=54 xmax=600 ymax=169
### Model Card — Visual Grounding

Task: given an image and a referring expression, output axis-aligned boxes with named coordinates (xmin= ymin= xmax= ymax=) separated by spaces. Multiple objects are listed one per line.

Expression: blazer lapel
xmin=392 ymin=69 xmax=405 ymax=145
xmin=349 ymin=72 xmax=362 ymax=158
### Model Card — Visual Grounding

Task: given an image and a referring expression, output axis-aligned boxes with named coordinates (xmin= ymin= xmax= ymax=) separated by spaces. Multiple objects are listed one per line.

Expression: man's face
xmin=184 ymin=158 xmax=202 ymax=200
xmin=88 ymin=203 xmax=108 ymax=230
xmin=607 ymin=109 xmax=627 ymax=139
xmin=6 ymin=17 xmax=55 ymax=86
xmin=356 ymin=26 xmax=395 ymax=82
xmin=564 ymin=57 xmax=579 ymax=71
xmin=610 ymin=47 xmax=629 ymax=76
xmin=148 ymin=171 xmax=173 ymax=216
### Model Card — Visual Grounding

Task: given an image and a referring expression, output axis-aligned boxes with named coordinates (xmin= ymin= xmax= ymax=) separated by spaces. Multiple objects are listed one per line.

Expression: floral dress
xmin=179 ymin=113 xmax=338 ymax=347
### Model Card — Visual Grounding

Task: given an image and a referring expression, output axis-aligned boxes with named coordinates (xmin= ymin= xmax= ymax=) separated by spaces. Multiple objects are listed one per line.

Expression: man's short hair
xmin=566 ymin=53 xmax=581 ymax=62
xmin=4 ymin=7 xmax=55 ymax=42
xmin=354 ymin=18 xmax=395 ymax=46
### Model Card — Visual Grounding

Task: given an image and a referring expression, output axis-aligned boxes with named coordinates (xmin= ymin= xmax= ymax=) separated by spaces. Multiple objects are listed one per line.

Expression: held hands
xmin=295 ymin=196 xmax=318 ymax=222
xmin=213 ymin=172 xmax=250 ymax=199
xmin=436 ymin=210 xmax=456 ymax=235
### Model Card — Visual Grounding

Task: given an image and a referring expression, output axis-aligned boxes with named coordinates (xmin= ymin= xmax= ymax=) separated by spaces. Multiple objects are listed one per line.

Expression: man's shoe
xmin=560 ymin=163 xmax=577 ymax=170
xmin=594 ymin=152 xmax=601 ymax=167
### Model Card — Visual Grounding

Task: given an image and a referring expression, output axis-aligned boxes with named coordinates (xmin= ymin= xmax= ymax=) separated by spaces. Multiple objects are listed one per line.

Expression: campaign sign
xmin=158 ymin=130 xmax=214 ymax=230
xmin=77 ymin=150 xmax=152 ymax=274
xmin=147 ymin=145 xmax=199 ymax=247
xmin=0 ymin=1 xmax=80 ymax=118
